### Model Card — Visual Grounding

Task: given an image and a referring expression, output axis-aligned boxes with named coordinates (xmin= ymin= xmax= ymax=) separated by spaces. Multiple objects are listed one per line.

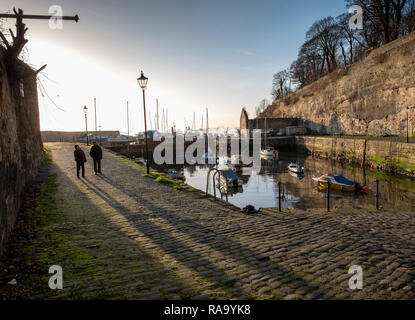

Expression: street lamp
xmin=99 ymin=125 xmax=102 ymax=145
xmin=83 ymin=105 xmax=89 ymax=146
xmin=137 ymin=70 xmax=150 ymax=174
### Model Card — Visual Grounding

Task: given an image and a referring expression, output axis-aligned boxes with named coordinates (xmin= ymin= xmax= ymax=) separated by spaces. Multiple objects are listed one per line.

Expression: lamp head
xmin=137 ymin=71 xmax=148 ymax=89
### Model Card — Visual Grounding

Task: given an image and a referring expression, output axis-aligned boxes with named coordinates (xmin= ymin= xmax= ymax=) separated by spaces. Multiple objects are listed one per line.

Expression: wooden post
xmin=327 ymin=181 xmax=331 ymax=212
xmin=376 ymin=179 xmax=379 ymax=210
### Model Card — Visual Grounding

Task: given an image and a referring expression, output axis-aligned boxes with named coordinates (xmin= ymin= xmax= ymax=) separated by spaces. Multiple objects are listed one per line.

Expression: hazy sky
xmin=1 ymin=0 xmax=347 ymax=134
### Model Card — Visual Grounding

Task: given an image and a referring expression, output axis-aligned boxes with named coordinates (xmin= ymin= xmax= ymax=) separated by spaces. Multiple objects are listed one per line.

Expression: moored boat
xmin=288 ymin=163 xmax=304 ymax=174
xmin=260 ymin=147 xmax=277 ymax=158
xmin=218 ymin=170 xmax=243 ymax=188
xmin=312 ymin=174 xmax=360 ymax=192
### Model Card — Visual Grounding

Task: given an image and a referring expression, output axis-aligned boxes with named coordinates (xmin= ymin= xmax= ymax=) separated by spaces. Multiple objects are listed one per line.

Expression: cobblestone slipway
xmin=2 ymin=142 xmax=415 ymax=300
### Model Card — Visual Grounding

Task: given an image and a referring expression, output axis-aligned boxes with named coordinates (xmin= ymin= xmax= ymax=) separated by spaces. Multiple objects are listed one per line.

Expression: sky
xmin=1 ymin=0 xmax=347 ymax=134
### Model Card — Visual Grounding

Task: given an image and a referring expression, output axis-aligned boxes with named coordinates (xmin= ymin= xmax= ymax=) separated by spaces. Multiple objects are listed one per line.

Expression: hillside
xmin=261 ymin=32 xmax=415 ymax=136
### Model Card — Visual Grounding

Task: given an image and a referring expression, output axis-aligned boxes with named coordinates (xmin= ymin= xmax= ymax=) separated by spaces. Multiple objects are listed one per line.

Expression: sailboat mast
xmin=127 ymin=101 xmax=130 ymax=137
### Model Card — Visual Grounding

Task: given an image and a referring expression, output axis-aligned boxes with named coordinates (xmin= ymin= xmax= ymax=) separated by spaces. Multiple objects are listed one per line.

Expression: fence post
xmin=278 ymin=181 xmax=282 ymax=212
xmin=327 ymin=181 xmax=331 ymax=212
xmin=376 ymin=179 xmax=379 ymax=210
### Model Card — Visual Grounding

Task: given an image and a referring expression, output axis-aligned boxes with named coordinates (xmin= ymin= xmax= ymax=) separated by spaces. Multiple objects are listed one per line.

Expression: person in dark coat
xmin=74 ymin=145 xmax=87 ymax=178
xmin=89 ymin=141 xmax=103 ymax=175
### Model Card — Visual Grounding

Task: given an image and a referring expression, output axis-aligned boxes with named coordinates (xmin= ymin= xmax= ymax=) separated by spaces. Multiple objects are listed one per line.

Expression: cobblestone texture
xmin=2 ymin=142 xmax=415 ymax=300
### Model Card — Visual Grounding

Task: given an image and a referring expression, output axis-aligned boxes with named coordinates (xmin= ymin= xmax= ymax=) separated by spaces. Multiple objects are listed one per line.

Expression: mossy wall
xmin=297 ymin=136 xmax=415 ymax=177
xmin=0 ymin=47 xmax=43 ymax=255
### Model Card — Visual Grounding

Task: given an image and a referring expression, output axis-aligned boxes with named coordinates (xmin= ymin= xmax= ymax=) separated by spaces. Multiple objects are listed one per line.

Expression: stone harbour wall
xmin=296 ymin=136 xmax=415 ymax=177
xmin=0 ymin=47 xmax=43 ymax=255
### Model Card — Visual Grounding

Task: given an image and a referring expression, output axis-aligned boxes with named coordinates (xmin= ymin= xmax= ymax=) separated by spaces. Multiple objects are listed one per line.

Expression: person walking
xmin=89 ymin=141 xmax=103 ymax=175
xmin=74 ymin=145 xmax=87 ymax=178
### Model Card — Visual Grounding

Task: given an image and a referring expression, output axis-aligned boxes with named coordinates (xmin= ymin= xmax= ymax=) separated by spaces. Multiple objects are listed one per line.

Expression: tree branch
xmin=5 ymin=8 xmax=29 ymax=59
xmin=0 ymin=30 xmax=11 ymax=48
xmin=35 ymin=64 xmax=47 ymax=74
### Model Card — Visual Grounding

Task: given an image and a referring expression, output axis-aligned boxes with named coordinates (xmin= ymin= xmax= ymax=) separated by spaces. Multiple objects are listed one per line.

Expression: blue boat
xmin=218 ymin=170 xmax=243 ymax=188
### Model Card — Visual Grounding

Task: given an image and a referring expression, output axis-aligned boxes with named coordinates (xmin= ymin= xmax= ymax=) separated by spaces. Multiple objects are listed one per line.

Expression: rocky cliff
xmin=0 ymin=46 xmax=43 ymax=255
xmin=262 ymin=32 xmax=415 ymax=136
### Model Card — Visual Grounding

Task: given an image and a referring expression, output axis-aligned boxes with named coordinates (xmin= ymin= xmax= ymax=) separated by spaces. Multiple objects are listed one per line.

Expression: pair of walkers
xmin=74 ymin=142 xmax=103 ymax=178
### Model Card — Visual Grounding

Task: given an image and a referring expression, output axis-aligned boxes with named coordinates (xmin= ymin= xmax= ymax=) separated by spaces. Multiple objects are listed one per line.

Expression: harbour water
xmin=182 ymin=152 xmax=415 ymax=211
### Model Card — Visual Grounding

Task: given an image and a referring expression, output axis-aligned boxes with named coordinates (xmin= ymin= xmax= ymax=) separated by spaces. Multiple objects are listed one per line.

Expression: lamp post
xmin=83 ymin=106 xmax=89 ymax=146
xmin=99 ymin=125 xmax=102 ymax=145
xmin=137 ymin=70 xmax=150 ymax=174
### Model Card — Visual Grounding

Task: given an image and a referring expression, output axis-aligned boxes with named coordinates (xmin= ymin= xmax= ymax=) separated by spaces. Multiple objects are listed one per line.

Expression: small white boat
xmin=288 ymin=163 xmax=304 ymax=174
xmin=260 ymin=147 xmax=277 ymax=158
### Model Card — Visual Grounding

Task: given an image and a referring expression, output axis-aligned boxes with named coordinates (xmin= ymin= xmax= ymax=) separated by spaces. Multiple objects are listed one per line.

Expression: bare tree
xmin=271 ymin=70 xmax=292 ymax=100
xmin=337 ymin=13 xmax=361 ymax=65
xmin=306 ymin=17 xmax=340 ymax=73
xmin=255 ymin=99 xmax=270 ymax=116
xmin=347 ymin=0 xmax=408 ymax=45
xmin=401 ymin=0 xmax=415 ymax=34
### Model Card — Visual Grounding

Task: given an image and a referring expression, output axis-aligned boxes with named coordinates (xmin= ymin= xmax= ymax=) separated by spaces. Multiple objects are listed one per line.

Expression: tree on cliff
xmin=337 ymin=13 xmax=361 ymax=65
xmin=272 ymin=0 xmax=415 ymax=97
xmin=306 ymin=17 xmax=340 ymax=73
xmin=255 ymin=99 xmax=270 ymax=117
xmin=346 ymin=0 xmax=408 ymax=45
xmin=271 ymin=70 xmax=291 ymax=100
xmin=401 ymin=0 xmax=415 ymax=34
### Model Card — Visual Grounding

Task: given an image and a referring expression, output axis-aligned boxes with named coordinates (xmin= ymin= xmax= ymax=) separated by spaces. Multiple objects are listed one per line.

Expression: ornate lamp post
xmin=137 ymin=71 xmax=150 ymax=174
xmin=83 ymin=106 xmax=89 ymax=146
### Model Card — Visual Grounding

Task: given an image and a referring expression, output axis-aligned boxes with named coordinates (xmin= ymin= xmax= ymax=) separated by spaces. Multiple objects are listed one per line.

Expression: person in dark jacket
xmin=74 ymin=145 xmax=87 ymax=178
xmin=89 ymin=141 xmax=103 ymax=175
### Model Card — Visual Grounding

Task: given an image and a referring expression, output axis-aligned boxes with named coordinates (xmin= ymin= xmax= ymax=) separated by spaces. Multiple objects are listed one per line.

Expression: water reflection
xmin=182 ymin=152 xmax=415 ymax=211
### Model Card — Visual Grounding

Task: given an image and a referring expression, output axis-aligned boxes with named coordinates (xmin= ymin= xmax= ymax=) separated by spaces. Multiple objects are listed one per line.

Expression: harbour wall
xmin=296 ymin=136 xmax=415 ymax=178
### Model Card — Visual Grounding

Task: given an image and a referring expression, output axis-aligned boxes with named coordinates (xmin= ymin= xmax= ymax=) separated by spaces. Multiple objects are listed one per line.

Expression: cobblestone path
xmin=4 ymin=142 xmax=415 ymax=299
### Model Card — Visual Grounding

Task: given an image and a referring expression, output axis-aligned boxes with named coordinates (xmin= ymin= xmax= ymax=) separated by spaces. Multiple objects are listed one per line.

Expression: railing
xmin=206 ymin=168 xmax=229 ymax=203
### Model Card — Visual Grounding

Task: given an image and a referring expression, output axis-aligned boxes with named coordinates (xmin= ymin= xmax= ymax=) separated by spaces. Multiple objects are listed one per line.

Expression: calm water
xmin=182 ymin=152 xmax=415 ymax=211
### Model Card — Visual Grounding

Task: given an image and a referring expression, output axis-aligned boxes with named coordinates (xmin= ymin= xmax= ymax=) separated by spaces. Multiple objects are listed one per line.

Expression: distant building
xmin=41 ymin=131 xmax=120 ymax=142
xmin=240 ymin=109 xmax=306 ymax=135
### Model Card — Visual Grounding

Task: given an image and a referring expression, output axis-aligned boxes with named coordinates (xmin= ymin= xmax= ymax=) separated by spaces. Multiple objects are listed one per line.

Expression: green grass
xmin=1 ymin=173 xmax=104 ymax=299
xmin=42 ymin=145 xmax=52 ymax=165
xmin=119 ymin=156 xmax=198 ymax=193
xmin=368 ymin=157 xmax=415 ymax=172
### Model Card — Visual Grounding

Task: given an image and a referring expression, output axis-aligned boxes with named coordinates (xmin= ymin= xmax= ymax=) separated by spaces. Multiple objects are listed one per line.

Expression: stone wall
xmin=240 ymin=108 xmax=301 ymax=132
xmin=262 ymin=32 xmax=415 ymax=136
xmin=296 ymin=136 xmax=415 ymax=177
xmin=0 ymin=47 xmax=43 ymax=255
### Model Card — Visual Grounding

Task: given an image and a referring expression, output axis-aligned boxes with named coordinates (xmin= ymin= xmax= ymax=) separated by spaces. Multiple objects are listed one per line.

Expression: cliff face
xmin=263 ymin=32 xmax=415 ymax=136
xmin=0 ymin=46 xmax=43 ymax=255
